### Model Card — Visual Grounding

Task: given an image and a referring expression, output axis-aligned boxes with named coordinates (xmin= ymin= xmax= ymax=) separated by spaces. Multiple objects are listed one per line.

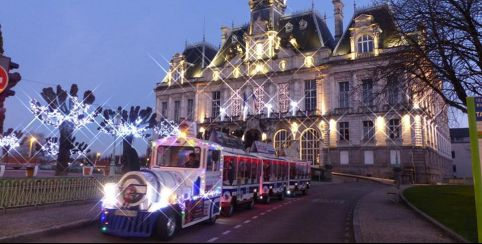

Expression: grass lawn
xmin=404 ymin=185 xmax=477 ymax=243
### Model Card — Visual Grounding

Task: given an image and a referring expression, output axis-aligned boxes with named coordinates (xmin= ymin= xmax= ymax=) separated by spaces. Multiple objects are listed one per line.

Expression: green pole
xmin=467 ymin=97 xmax=482 ymax=242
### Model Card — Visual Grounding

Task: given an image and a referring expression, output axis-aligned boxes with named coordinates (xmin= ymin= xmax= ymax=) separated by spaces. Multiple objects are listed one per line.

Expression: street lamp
xmin=28 ymin=136 xmax=37 ymax=158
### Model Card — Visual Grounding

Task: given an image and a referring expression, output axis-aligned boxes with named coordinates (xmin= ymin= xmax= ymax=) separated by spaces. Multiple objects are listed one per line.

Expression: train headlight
xmin=103 ymin=183 xmax=118 ymax=208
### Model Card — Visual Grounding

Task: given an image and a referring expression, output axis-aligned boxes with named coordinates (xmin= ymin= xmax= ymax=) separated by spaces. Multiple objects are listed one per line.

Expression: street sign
xmin=467 ymin=97 xmax=482 ymax=241
xmin=0 ymin=66 xmax=8 ymax=94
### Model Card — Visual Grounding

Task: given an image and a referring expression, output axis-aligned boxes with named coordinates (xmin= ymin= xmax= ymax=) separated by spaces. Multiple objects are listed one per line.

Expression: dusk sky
xmin=0 ymin=0 xmax=465 ymax=155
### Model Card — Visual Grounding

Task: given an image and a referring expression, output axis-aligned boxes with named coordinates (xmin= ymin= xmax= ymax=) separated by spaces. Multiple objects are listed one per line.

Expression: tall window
xmin=161 ymin=102 xmax=168 ymax=119
xmin=388 ymin=119 xmax=401 ymax=139
xmin=279 ymin=83 xmax=289 ymax=113
xmin=187 ymin=99 xmax=194 ymax=121
xmin=388 ymin=80 xmax=400 ymax=105
xmin=357 ymin=35 xmax=374 ymax=53
xmin=339 ymin=82 xmax=350 ymax=108
xmin=274 ymin=130 xmax=292 ymax=154
xmin=305 ymin=80 xmax=317 ymax=112
xmin=300 ymin=129 xmax=320 ymax=165
xmin=212 ymin=91 xmax=221 ymax=118
xmin=362 ymin=121 xmax=375 ymax=141
xmin=232 ymin=89 xmax=242 ymax=117
xmin=254 ymin=87 xmax=265 ymax=114
xmin=362 ymin=79 xmax=373 ymax=106
xmin=174 ymin=100 xmax=181 ymax=122
xmin=339 ymin=122 xmax=350 ymax=141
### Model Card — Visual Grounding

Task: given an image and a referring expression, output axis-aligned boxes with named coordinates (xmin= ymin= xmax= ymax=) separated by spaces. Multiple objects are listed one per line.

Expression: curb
xmin=352 ymin=199 xmax=363 ymax=243
xmin=0 ymin=217 xmax=97 ymax=243
xmin=400 ymin=187 xmax=470 ymax=243
xmin=332 ymin=172 xmax=395 ymax=186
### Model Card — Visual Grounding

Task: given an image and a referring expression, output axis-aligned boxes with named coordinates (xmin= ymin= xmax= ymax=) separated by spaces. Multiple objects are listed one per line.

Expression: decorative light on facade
xmin=376 ymin=116 xmax=386 ymax=134
xmin=290 ymin=122 xmax=299 ymax=139
xmin=279 ymin=60 xmax=287 ymax=71
xmin=256 ymin=43 xmax=264 ymax=59
xmin=304 ymin=56 xmax=315 ymax=67
xmin=153 ymin=120 xmax=179 ymax=138
xmin=212 ymin=70 xmax=221 ymax=81
xmin=290 ymin=101 xmax=298 ymax=116
xmin=262 ymin=133 xmax=267 ymax=141
xmin=233 ymin=67 xmax=241 ymax=78
xmin=220 ymin=107 xmax=226 ymax=121
xmin=0 ymin=134 xmax=21 ymax=151
xmin=265 ymin=103 xmax=273 ymax=118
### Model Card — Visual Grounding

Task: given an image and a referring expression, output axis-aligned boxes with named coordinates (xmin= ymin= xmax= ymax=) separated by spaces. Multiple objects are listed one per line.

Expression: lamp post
xmin=109 ymin=112 xmax=121 ymax=176
xmin=28 ymin=136 xmax=37 ymax=159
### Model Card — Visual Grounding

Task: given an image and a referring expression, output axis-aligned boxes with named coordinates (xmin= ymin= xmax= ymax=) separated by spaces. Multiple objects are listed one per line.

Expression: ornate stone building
xmin=155 ymin=0 xmax=452 ymax=183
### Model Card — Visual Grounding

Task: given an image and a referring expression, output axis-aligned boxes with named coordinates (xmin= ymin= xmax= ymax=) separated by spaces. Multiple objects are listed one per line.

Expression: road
xmin=19 ymin=179 xmax=384 ymax=243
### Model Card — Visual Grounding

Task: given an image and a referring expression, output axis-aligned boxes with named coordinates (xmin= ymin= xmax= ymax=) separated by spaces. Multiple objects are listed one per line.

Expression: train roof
xmin=155 ymin=135 xmax=223 ymax=150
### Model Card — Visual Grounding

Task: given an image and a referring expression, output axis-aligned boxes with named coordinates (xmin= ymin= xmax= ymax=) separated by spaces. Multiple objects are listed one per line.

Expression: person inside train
xmin=185 ymin=152 xmax=200 ymax=168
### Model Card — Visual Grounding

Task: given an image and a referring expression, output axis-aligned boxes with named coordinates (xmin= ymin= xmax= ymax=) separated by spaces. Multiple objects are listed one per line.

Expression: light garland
xmin=153 ymin=120 xmax=179 ymax=138
xmin=41 ymin=138 xmax=90 ymax=159
xmin=30 ymin=96 xmax=99 ymax=130
xmin=0 ymin=134 xmax=21 ymax=151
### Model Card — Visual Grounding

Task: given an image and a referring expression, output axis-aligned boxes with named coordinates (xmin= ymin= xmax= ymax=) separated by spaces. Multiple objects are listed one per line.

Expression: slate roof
xmin=182 ymin=43 xmax=218 ymax=79
xmin=333 ymin=4 xmax=400 ymax=56
xmin=209 ymin=11 xmax=335 ymax=68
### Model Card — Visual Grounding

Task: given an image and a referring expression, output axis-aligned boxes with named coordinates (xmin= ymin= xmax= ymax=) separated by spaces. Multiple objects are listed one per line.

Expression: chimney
xmin=333 ymin=0 xmax=344 ymax=42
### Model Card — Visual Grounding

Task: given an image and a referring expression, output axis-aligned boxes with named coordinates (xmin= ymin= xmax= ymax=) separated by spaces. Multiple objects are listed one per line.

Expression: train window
xmin=207 ymin=150 xmax=221 ymax=171
xmin=290 ymin=163 xmax=296 ymax=179
xmin=157 ymin=146 xmax=201 ymax=168
xmin=264 ymin=161 xmax=271 ymax=181
xmin=224 ymin=157 xmax=236 ymax=186
xmin=239 ymin=159 xmax=248 ymax=184
xmin=250 ymin=159 xmax=257 ymax=184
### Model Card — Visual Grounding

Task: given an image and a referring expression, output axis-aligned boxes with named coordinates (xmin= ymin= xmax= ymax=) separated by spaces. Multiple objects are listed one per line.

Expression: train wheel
xmin=265 ymin=195 xmax=271 ymax=204
xmin=222 ymin=205 xmax=234 ymax=217
xmin=246 ymin=199 xmax=255 ymax=210
xmin=156 ymin=212 xmax=177 ymax=241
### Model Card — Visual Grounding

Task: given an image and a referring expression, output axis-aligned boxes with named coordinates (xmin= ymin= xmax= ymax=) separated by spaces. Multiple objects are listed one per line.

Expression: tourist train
xmin=100 ymin=131 xmax=311 ymax=240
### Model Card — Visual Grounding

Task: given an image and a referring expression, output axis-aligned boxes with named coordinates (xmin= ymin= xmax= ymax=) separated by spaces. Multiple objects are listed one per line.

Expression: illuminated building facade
xmin=155 ymin=0 xmax=452 ymax=183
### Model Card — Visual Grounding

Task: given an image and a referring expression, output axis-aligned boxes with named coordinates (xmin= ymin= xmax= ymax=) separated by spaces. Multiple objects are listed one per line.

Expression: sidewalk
xmin=0 ymin=201 xmax=101 ymax=242
xmin=354 ymin=187 xmax=456 ymax=243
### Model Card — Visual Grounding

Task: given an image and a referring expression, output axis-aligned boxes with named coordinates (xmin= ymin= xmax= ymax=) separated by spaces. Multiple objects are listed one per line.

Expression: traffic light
xmin=0 ymin=55 xmax=21 ymax=98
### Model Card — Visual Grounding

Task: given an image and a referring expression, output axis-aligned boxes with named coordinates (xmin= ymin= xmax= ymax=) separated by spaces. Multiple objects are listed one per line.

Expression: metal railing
xmin=0 ymin=176 xmax=120 ymax=209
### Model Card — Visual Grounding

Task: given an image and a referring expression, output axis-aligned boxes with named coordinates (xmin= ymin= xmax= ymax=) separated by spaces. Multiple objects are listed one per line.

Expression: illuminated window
xmin=278 ymin=83 xmax=289 ymax=113
xmin=256 ymin=43 xmax=264 ymax=59
xmin=161 ymin=102 xmax=168 ymax=119
xmin=274 ymin=130 xmax=292 ymax=154
xmin=300 ymin=129 xmax=320 ymax=165
xmin=388 ymin=80 xmax=400 ymax=105
xmin=357 ymin=35 xmax=374 ymax=53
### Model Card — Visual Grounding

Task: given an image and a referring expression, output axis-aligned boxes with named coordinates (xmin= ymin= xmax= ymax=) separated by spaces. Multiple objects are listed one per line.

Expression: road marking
xmin=244 ymin=220 xmax=251 ymax=224
xmin=222 ymin=230 xmax=231 ymax=235
xmin=207 ymin=237 xmax=219 ymax=243
xmin=267 ymin=209 xmax=272 ymax=212
xmin=234 ymin=224 xmax=242 ymax=229
xmin=252 ymin=216 xmax=258 ymax=219
xmin=260 ymin=212 xmax=266 ymax=215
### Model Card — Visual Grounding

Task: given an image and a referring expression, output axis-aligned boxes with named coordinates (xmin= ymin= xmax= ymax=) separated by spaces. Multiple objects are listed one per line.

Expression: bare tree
xmin=98 ymin=106 xmax=156 ymax=173
xmin=375 ymin=0 xmax=482 ymax=113
xmin=30 ymin=84 xmax=100 ymax=176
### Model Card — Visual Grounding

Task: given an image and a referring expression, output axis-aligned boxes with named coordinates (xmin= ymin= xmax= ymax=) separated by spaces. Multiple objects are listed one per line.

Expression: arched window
xmin=273 ymin=130 xmax=292 ymax=155
xmin=357 ymin=35 xmax=374 ymax=53
xmin=300 ymin=129 xmax=320 ymax=165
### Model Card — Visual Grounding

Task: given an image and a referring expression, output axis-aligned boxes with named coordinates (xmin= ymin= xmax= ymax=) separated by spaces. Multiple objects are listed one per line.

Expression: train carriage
xmin=99 ymin=132 xmax=311 ymax=240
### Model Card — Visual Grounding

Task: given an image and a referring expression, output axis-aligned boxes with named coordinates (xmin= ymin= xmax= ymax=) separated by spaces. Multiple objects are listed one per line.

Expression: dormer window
xmin=299 ymin=19 xmax=308 ymax=30
xmin=285 ymin=22 xmax=293 ymax=33
xmin=357 ymin=35 xmax=374 ymax=53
